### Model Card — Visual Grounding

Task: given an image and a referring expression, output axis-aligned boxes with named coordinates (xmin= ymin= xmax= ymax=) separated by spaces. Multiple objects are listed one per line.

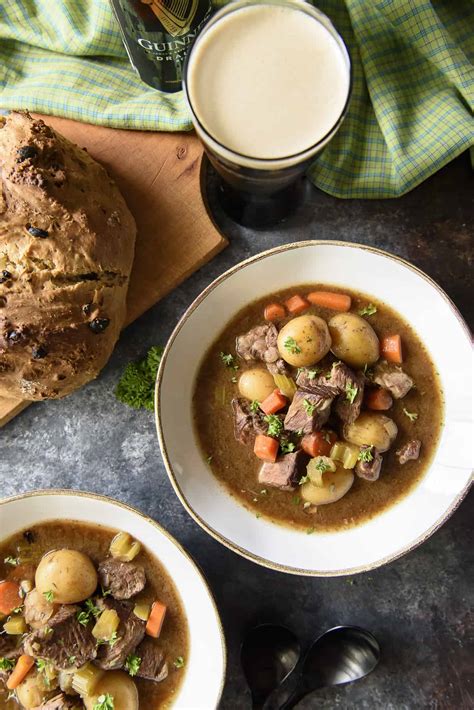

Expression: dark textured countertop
xmin=1 ymin=154 xmax=472 ymax=709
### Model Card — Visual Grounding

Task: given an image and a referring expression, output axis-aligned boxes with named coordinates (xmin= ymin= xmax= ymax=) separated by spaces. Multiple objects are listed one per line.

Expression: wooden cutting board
xmin=0 ymin=115 xmax=227 ymax=426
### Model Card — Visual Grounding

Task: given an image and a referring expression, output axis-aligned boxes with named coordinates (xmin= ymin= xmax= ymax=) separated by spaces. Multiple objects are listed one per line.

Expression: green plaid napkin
xmin=1 ymin=0 xmax=473 ymax=198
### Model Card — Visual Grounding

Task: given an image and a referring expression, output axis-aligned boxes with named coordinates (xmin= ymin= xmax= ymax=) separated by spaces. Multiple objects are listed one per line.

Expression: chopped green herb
xmin=36 ymin=659 xmax=52 ymax=686
xmin=43 ymin=590 xmax=54 ymax=603
xmin=295 ymin=429 xmax=305 ymax=437
xmin=77 ymin=599 xmax=100 ymax=626
xmin=359 ymin=304 xmax=377 ymax=317
xmin=302 ymin=399 xmax=317 ymax=416
xmin=115 ymin=346 xmax=163 ymax=411
xmin=206 ymin=455 xmax=213 ymax=464
xmin=3 ymin=556 xmax=19 ymax=566
xmin=11 ymin=605 xmax=24 ymax=614
xmin=264 ymin=414 xmax=283 ymax=437
xmin=307 ymin=368 xmax=321 ymax=380
xmin=345 ymin=382 xmax=358 ymax=404
xmin=174 ymin=656 xmax=185 ymax=669
xmin=315 ymin=458 xmax=332 ymax=473
xmin=43 ymin=626 xmax=53 ymax=637
xmin=299 ymin=475 xmax=310 ymax=486
xmin=250 ymin=400 xmax=261 ymax=413
xmin=68 ymin=656 xmax=76 ymax=666
xmin=403 ymin=408 xmax=418 ymax=422
xmin=255 ymin=513 xmax=261 ymax=519
xmin=292 ymin=495 xmax=301 ymax=505
xmin=109 ymin=632 xmax=119 ymax=648
xmin=0 ymin=658 xmax=14 ymax=671
xmin=280 ymin=438 xmax=296 ymax=454
xmin=284 ymin=337 xmax=301 ymax=355
xmin=125 ymin=653 xmax=141 ymax=677
xmin=358 ymin=446 xmax=374 ymax=463
xmin=93 ymin=694 xmax=114 ymax=710
xmin=220 ymin=352 xmax=239 ymax=371
xmin=306 ymin=527 xmax=315 ymax=535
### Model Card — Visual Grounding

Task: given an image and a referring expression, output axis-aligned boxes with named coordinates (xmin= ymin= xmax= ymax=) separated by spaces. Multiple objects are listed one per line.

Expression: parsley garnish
xmin=174 ymin=656 xmax=185 ymax=669
xmin=219 ymin=352 xmax=239 ymax=371
xmin=307 ymin=368 xmax=321 ymax=380
xmin=314 ymin=458 xmax=332 ymax=473
xmin=77 ymin=599 xmax=100 ymax=626
xmin=68 ymin=656 xmax=76 ymax=665
xmin=206 ymin=455 xmax=213 ymax=464
xmin=345 ymin=382 xmax=359 ymax=404
xmin=284 ymin=337 xmax=301 ymax=354
xmin=280 ymin=439 xmax=296 ymax=454
xmin=108 ymin=631 xmax=119 ymax=647
xmin=36 ymin=659 xmax=52 ymax=686
xmin=250 ymin=400 xmax=261 ymax=413
xmin=4 ymin=556 xmax=19 ymax=566
xmin=125 ymin=653 xmax=141 ymax=676
xmin=403 ymin=408 xmax=418 ymax=422
xmin=43 ymin=590 xmax=54 ymax=603
xmin=0 ymin=658 xmax=14 ymax=671
xmin=359 ymin=304 xmax=377 ymax=316
xmin=291 ymin=495 xmax=301 ymax=505
xmin=115 ymin=346 xmax=163 ymax=411
xmin=264 ymin=414 xmax=283 ymax=437
xmin=93 ymin=694 xmax=114 ymax=710
xmin=302 ymin=399 xmax=317 ymax=415
xmin=306 ymin=527 xmax=315 ymax=535
xmin=299 ymin=475 xmax=310 ymax=486
xmin=358 ymin=446 xmax=374 ymax=463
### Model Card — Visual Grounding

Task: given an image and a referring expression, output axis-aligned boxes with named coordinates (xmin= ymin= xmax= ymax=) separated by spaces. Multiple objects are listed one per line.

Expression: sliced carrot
xmin=301 ymin=430 xmax=337 ymax=458
xmin=381 ymin=334 xmax=403 ymax=364
xmin=0 ymin=580 xmax=21 ymax=615
xmin=264 ymin=303 xmax=286 ymax=322
xmin=6 ymin=655 xmax=35 ymax=690
xmin=260 ymin=389 xmax=287 ymax=415
xmin=365 ymin=387 xmax=393 ymax=411
xmin=306 ymin=291 xmax=351 ymax=311
xmin=146 ymin=601 xmax=167 ymax=638
xmin=254 ymin=434 xmax=279 ymax=463
xmin=284 ymin=294 xmax=310 ymax=315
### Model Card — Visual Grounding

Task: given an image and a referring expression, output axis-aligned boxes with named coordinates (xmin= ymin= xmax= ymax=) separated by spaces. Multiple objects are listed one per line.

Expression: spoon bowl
xmin=241 ymin=624 xmax=301 ymax=709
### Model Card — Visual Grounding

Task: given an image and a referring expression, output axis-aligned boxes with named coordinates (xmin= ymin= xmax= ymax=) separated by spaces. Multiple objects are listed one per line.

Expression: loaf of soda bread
xmin=0 ymin=111 xmax=136 ymax=400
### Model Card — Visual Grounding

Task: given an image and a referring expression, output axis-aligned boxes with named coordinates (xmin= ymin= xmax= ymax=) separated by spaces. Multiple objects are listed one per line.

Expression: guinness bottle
xmin=110 ymin=0 xmax=213 ymax=93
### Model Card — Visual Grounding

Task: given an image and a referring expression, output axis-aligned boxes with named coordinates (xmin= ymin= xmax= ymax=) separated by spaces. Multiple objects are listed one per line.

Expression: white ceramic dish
xmin=156 ymin=241 xmax=472 ymax=576
xmin=0 ymin=490 xmax=226 ymax=709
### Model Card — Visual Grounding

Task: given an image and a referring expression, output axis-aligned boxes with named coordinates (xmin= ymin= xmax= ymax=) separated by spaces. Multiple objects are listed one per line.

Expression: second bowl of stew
xmin=156 ymin=241 xmax=472 ymax=575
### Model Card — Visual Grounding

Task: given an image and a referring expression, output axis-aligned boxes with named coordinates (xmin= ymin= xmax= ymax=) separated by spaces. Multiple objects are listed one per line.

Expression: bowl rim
xmin=0 ymin=488 xmax=227 ymax=707
xmin=155 ymin=239 xmax=472 ymax=576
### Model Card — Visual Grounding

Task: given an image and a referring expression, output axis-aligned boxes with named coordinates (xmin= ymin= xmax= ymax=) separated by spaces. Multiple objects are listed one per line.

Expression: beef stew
xmin=0 ymin=521 xmax=188 ymax=709
xmin=193 ymin=284 xmax=443 ymax=531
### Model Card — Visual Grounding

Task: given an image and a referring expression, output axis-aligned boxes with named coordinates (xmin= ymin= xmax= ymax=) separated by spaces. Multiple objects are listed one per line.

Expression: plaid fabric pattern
xmin=0 ymin=0 xmax=473 ymax=197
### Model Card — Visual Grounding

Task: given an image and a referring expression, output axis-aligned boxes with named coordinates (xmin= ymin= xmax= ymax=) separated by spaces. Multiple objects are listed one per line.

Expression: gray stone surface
xmin=1 ymin=155 xmax=473 ymax=709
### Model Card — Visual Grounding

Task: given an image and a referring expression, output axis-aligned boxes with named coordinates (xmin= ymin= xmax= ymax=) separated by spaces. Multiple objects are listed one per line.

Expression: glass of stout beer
xmin=183 ymin=0 xmax=352 ymax=227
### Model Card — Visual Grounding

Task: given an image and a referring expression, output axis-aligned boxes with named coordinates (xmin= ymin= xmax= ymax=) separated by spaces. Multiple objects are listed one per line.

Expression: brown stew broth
xmin=0 ymin=521 xmax=188 ymax=709
xmin=193 ymin=284 xmax=444 ymax=531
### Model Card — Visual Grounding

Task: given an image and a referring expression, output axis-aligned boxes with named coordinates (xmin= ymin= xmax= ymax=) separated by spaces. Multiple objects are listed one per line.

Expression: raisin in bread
xmin=0 ymin=111 xmax=136 ymax=399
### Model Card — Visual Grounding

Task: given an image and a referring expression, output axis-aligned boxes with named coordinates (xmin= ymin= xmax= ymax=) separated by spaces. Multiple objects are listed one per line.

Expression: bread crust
xmin=0 ymin=111 xmax=136 ymax=399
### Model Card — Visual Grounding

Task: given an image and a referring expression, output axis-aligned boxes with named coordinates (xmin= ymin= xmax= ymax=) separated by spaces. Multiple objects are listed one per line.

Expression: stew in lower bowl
xmin=194 ymin=284 xmax=443 ymax=531
xmin=0 ymin=521 xmax=188 ymax=709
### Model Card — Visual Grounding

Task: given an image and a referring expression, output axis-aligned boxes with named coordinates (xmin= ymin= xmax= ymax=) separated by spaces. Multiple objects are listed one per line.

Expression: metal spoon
xmin=241 ymin=623 xmax=301 ymax=710
xmin=279 ymin=625 xmax=380 ymax=709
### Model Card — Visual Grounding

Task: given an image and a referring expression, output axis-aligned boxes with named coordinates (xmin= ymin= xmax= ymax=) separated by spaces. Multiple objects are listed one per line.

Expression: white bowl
xmin=0 ymin=490 xmax=226 ymax=709
xmin=156 ymin=241 xmax=472 ymax=576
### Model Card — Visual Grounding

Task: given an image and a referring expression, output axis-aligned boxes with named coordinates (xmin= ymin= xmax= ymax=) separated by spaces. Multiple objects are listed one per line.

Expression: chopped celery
xmin=273 ymin=374 xmax=297 ymax=400
xmin=330 ymin=441 xmax=359 ymax=469
xmin=72 ymin=663 xmax=104 ymax=696
xmin=133 ymin=602 xmax=151 ymax=621
xmin=3 ymin=615 xmax=27 ymax=634
xmin=92 ymin=609 xmax=120 ymax=642
xmin=110 ymin=532 xmax=141 ymax=562
xmin=306 ymin=456 xmax=336 ymax=487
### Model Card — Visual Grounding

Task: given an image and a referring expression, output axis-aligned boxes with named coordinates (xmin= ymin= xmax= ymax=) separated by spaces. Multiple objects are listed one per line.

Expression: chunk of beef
xmin=24 ymin=605 xmax=97 ymax=670
xmin=232 ymin=397 xmax=267 ymax=445
xmin=355 ymin=447 xmax=383 ymax=481
xmin=258 ymin=450 xmax=310 ymax=490
xmin=295 ymin=368 xmax=339 ymax=398
xmin=373 ymin=363 xmax=414 ymax=399
xmin=236 ymin=323 xmax=287 ymax=375
xmin=0 ymin=635 xmax=22 ymax=683
xmin=135 ymin=637 xmax=169 ymax=682
xmin=32 ymin=694 xmax=82 ymax=710
xmin=284 ymin=390 xmax=332 ymax=434
xmin=325 ymin=362 xmax=365 ymax=424
xmin=94 ymin=597 xmax=146 ymax=671
xmin=98 ymin=558 xmax=146 ymax=600
xmin=24 ymin=588 xmax=56 ymax=629
xmin=396 ymin=439 xmax=421 ymax=464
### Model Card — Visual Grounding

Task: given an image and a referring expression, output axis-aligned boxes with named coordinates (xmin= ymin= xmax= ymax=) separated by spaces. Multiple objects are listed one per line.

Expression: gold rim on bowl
xmin=155 ymin=240 xmax=472 ymax=577
xmin=0 ymin=488 xmax=227 ymax=708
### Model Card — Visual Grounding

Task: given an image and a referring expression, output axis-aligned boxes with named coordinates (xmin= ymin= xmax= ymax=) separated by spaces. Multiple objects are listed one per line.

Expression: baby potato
xmin=238 ymin=368 xmax=275 ymax=402
xmin=35 ymin=549 xmax=98 ymax=604
xmin=300 ymin=467 xmax=354 ymax=505
xmin=328 ymin=313 xmax=379 ymax=368
xmin=277 ymin=315 xmax=331 ymax=367
xmin=343 ymin=412 xmax=398 ymax=452
xmin=16 ymin=671 xmax=51 ymax=709
xmin=84 ymin=671 xmax=138 ymax=710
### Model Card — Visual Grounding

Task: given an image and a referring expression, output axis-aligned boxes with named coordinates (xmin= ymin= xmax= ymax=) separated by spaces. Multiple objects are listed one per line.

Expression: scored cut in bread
xmin=0 ymin=111 xmax=136 ymax=400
